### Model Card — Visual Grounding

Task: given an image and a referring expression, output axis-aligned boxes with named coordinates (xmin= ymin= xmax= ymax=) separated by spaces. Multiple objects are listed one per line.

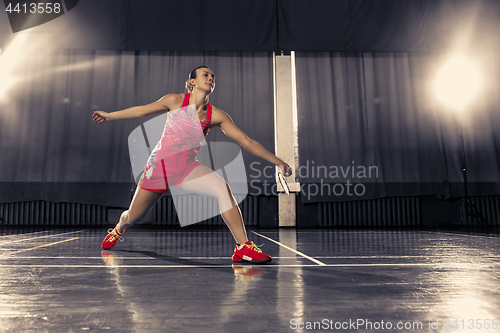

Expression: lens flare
xmin=433 ymin=54 xmax=483 ymax=111
xmin=0 ymin=34 xmax=29 ymax=99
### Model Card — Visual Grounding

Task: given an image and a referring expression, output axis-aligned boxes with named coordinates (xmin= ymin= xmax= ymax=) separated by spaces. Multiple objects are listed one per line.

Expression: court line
xmin=0 ymin=256 xmax=333 ymax=260
xmin=0 ymin=256 xmax=157 ymax=260
xmin=2 ymin=237 xmax=80 ymax=255
xmin=3 ymin=255 xmax=498 ymax=261
xmin=251 ymin=231 xmax=326 ymax=266
xmin=0 ymin=230 xmax=86 ymax=246
xmin=424 ymin=231 xmax=500 ymax=240
xmin=178 ymin=255 xmax=470 ymax=260
xmin=178 ymin=255 xmax=439 ymax=259
xmin=3 ymin=255 xmax=493 ymax=260
xmin=165 ymin=255 xmax=500 ymax=260
xmin=1 ymin=262 xmax=498 ymax=268
xmin=0 ymin=229 xmax=55 ymax=238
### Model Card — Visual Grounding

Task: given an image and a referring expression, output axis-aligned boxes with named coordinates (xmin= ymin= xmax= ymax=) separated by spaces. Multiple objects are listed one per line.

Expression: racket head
xmin=278 ymin=172 xmax=290 ymax=195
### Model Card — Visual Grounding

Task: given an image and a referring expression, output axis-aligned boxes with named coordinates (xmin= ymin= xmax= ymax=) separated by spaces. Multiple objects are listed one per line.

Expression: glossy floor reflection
xmin=0 ymin=227 xmax=499 ymax=332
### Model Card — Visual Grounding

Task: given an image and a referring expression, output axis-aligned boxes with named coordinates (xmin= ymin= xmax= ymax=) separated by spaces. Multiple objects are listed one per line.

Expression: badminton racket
xmin=278 ymin=163 xmax=292 ymax=195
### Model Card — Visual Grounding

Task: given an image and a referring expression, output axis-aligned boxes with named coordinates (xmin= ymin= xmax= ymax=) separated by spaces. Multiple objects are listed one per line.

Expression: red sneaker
xmin=101 ymin=227 xmax=128 ymax=250
xmin=232 ymin=241 xmax=272 ymax=264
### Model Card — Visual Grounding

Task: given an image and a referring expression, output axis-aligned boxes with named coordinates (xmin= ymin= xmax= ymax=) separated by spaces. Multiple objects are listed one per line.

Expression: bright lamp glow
xmin=433 ymin=54 xmax=483 ymax=111
xmin=0 ymin=34 xmax=29 ymax=99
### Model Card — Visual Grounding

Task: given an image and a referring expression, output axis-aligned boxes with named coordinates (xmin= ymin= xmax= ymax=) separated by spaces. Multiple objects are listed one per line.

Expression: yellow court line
xmin=2 ymin=237 xmax=80 ymax=256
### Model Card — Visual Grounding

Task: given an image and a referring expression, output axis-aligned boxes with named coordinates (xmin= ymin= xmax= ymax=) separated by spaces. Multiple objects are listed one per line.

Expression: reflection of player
xmin=92 ymin=66 xmax=292 ymax=263
xmin=232 ymin=264 xmax=263 ymax=282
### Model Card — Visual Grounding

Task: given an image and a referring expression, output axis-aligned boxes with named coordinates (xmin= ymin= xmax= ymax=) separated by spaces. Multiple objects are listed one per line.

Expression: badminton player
xmin=92 ymin=66 xmax=292 ymax=263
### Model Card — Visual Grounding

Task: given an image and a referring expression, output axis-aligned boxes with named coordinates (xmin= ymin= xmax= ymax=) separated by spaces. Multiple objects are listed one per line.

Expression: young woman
xmin=92 ymin=66 xmax=292 ymax=263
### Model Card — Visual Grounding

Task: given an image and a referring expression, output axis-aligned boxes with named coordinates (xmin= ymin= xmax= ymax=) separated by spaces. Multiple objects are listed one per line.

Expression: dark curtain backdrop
xmin=0 ymin=50 xmax=274 ymax=207
xmin=278 ymin=0 xmax=500 ymax=52
xmin=2 ymin=0 xmax=500 ymax=52
xmin=296 ymin=52 xmax=500 ymax=203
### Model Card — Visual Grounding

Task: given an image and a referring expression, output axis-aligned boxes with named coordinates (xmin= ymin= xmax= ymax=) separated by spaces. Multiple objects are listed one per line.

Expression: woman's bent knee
xmin=214 ymin=181 xmax=232 ymax=199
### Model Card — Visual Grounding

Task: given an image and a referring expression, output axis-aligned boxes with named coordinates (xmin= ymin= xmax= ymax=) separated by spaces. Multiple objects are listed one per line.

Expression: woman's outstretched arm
xmin=214 ymin=107 xmax=291 ymax=173
xmin=92 ymin=94 xmax=179 ymax=123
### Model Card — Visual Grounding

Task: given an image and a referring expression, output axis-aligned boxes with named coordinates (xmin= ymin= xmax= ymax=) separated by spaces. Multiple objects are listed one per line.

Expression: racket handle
xmin=283 ymin=163 xmax=292 ymax=177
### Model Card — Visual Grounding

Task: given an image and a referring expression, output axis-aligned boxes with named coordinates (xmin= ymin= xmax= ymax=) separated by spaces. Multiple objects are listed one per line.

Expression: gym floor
xmin=0 ymin=226 xmax=499 ymax=332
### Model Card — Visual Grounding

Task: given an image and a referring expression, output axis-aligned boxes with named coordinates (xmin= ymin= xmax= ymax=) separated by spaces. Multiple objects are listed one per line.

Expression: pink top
xmin=147 ymin=93 xmax=212 ymax=169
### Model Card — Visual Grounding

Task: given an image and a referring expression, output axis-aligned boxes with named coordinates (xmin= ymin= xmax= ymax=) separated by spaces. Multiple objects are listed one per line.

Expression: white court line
xmin=0 ymin=256 xmax=157 ymax=260
xmin=2 ymin=255 xmax=487 ymax=260
xmin=1 ymin=262 xmax=498 ymax=268
xmin=176 ymin=255 xmax=499 ymax=260
xmin=179 ymin=255 xmax=453 ymax=259
xmin=0 ymin=229 xmax=68 ymax=244
xmin=179 ymin=256 xmax=322 ymax=260
xmin=0 ymin=255 xmax=318 ymax=260
xmin=251 ymin=231 xmax=326 ymax=266
xmin=0 ymin=229 xmax=54 ymax=239
xmin=424 ymin=231 xmax=500 ymax=240
xmin=3 ymin=255 xmax=497 ymax=261
xmin=0 ymin=230 xmax=86 ymax=246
